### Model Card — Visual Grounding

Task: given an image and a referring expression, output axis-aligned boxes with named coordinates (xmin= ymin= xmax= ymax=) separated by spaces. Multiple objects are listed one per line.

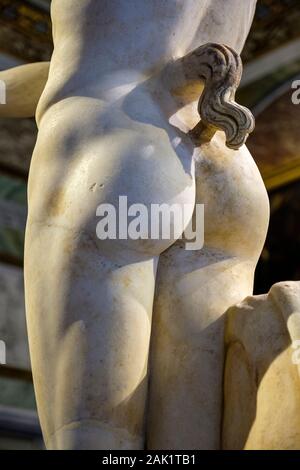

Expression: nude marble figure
xmin=0 ymin=0 xmax=270 ymax=449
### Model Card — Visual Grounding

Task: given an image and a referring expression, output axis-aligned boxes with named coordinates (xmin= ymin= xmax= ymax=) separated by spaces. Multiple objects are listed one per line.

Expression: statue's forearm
xmin=0 ymin=62 xmax=50 ymax=118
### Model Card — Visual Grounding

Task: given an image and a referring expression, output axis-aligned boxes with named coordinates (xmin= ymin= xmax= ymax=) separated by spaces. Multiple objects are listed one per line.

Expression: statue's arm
xmin=0 ymin=62 xmax=50 ymax=118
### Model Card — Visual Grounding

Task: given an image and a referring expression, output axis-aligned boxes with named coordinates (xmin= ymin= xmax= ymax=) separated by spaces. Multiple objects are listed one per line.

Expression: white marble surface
xmin=0 ymin=0 xmax=269 ymax=450
xmin=223 ymin=282 xmax=300 ymax=450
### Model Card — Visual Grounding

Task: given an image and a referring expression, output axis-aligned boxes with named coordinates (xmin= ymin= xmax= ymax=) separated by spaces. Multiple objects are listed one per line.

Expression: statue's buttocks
xmin=195 ymin=133 xmax=269 ymax=259
xmin=30 ymin=90 xmax=196 ymax=256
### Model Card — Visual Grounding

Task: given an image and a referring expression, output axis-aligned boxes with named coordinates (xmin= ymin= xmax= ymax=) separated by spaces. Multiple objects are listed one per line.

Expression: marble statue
xmin=223 ymin=282 xmax=300 ymax=450
xmin=0 ymin=0 xmax=275 ymax=450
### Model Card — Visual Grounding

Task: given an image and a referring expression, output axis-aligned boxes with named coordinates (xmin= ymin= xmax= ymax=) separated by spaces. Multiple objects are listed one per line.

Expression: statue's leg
xmin=146 ymin=128 xmax=269 ymax=449
xmin=146 ymin=243 xmax=225 ymax=449
xmin=146 ymin=241 xmax=253 ymax=450
xmin=24 ymin=221 xmax=157 ymax=450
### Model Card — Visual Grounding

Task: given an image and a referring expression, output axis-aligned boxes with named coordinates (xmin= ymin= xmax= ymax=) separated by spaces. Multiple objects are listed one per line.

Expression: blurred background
xmin=0 ymin=0 xmax=299 ymax=449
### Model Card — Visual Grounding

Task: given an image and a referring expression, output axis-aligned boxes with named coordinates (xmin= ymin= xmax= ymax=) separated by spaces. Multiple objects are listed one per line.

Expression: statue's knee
xmin=46 ymin=420 xmax=143 ymax=450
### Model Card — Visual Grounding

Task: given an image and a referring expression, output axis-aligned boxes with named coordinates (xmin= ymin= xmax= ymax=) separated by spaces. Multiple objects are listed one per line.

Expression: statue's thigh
xmin=147 ymin=243 xmax=228 ymax=450
xmin=24 ymin=220 xmax=157 ymax=449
